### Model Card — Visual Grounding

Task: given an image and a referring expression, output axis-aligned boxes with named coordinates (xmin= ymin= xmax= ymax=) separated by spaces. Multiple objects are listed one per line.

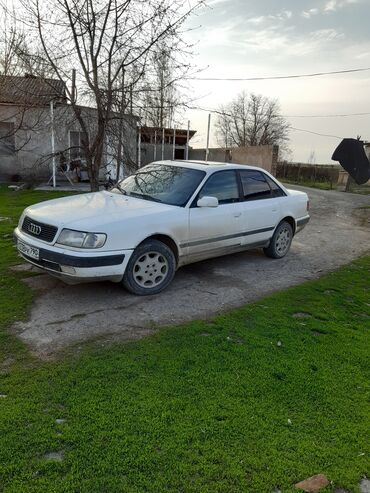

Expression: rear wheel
xmin=264 ymin=220 xmax=293 ymax=259
xmin=123 ymin=240 xmax=176 ymax=295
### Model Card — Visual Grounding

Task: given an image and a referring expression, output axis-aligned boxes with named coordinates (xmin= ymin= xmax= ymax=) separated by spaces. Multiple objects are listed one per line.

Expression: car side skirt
xmin=179 ymin=226 xmax=275 ymax=249
xmin=179 ymin=240 xmax=270 ymax=267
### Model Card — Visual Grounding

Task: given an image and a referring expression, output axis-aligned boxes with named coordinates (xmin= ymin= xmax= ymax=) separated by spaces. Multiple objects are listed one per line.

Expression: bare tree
xmin=140 ymin=42 xmax=183 ymax=128
xmin=0 ymin=10 xmax=24 ymax=76
xmin=216 ymin=91 xmax=290 ymax=151
xmin=5 ymin=0 xmax=204 ymax=190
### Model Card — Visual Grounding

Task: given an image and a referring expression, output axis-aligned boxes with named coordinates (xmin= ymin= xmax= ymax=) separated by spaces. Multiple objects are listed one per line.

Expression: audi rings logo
xmin=29 ymin=223 xmax=42 ymax=235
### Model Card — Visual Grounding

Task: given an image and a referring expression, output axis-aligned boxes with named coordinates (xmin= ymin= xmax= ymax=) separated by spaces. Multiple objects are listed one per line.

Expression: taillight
xmin=307 ymin=200 xmax=310 ymax=211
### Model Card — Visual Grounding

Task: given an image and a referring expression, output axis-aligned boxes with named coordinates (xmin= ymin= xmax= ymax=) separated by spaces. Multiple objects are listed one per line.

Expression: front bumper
xmin=13 ymin=227 xmax=133 ymax=284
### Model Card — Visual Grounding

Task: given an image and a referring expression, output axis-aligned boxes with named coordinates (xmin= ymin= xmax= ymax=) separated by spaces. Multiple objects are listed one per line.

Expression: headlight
xmin=56 ymin=229 xmax=106 ymax=249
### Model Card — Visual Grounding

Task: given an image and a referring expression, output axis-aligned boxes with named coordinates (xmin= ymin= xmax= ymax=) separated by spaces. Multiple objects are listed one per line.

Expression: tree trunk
xmin=86 ymin=156 xmax=100 ymax=192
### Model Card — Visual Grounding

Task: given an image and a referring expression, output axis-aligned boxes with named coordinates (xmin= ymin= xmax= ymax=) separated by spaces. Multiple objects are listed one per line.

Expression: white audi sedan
xmin=14 ymin=161 xmax=309 ymax=295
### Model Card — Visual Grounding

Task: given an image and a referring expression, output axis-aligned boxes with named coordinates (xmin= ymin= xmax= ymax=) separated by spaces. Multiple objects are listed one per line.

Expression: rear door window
xmin=265 ymin=175 xmax=286 ymax=198
xmin=240 ymin=170 xmax=272 ymax=201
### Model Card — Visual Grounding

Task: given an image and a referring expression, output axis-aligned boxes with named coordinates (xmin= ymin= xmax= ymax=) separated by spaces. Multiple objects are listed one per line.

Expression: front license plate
xmin=17 ymin=240 xmax=39 ymax=260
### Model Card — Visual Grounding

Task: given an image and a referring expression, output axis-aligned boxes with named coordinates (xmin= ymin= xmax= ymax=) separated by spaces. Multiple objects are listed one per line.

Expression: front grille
xmin=21 ymin=216 xmax=58 ymax=243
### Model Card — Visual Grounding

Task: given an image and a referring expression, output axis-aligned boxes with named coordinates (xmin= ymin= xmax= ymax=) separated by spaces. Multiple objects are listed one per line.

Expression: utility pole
xmin=185 ymin=120 xmax=190 ymax=160
xmin=137 ymin=125 xmax=141 ymax=168
xmin=161 ymin=127 xmax=165 ymax=160
xmin=205 ymin=113 xmax=211 ymax=162
xmin=172 ymin=127 xmax=176 ymax=160
xmin=153 ymin=130 xmax=157 ymax=161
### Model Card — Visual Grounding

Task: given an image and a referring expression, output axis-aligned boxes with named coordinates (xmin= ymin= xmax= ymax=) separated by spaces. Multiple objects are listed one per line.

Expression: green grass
xmin=0 ymin=185 xmax=369 ymax=492
xmin=282 ymin=178 xmax=370 ymax=195
xmin=350 ymin=186 xmax=370 ymax=196
xmin=0 ymin=184 xmax=78 ymax=361
xmin=282 ymin=179 xmax=334 ymax=191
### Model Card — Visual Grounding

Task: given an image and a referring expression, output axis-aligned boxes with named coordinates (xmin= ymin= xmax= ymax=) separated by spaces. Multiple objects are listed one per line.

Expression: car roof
xmin=148 ymin=160 xmax=266 ymax=173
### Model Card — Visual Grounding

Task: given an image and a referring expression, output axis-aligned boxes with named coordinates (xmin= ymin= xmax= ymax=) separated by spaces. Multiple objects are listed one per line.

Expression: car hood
xmin=25 ymin=191 xmax=176 ymax=229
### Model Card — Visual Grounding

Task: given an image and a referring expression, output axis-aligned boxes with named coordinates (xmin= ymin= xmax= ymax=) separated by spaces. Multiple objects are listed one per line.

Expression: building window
xmin=69 ymin=131 xmax=86 ymax=161
xmin=0 ymin=122 xmax=15 ymax=156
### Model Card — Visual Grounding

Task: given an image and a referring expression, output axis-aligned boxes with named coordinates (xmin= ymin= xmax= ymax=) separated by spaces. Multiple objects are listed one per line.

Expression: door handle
xmin=234 ymin=212 xmax=242 ymax=218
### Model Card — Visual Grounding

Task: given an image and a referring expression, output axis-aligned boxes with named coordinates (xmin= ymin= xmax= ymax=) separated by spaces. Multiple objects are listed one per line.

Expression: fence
xmin=276 ymin=162 xmax=340 ymax=188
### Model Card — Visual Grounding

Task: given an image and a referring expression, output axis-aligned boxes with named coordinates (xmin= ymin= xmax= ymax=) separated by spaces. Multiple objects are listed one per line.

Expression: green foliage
xmin=0 ymin=184 xmax=369 ymax=492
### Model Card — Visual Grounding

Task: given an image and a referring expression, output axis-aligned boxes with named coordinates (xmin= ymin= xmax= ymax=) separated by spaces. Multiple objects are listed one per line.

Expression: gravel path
xmin=11 ymin=185 xmax=370 ymax=358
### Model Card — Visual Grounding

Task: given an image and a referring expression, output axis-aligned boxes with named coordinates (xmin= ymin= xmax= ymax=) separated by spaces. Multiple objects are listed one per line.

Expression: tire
xmin=263 ymin=220 xmax=293 ymax=259
xmin=123 ymin=240 xmax=176 ymax=295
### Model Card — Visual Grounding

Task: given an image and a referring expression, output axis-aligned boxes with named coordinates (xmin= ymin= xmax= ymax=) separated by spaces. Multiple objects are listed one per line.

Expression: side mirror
xmin=197 ymin=196 xmax=219 ymax=208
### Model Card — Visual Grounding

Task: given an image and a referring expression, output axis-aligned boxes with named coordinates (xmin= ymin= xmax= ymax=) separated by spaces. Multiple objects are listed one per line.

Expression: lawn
xmin=0 ymin=184 xmax=369 ymax=492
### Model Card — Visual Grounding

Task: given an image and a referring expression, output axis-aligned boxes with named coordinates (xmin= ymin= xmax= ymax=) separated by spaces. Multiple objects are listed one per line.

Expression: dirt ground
xmin=11 ymin=185 xmax=370 ymax=358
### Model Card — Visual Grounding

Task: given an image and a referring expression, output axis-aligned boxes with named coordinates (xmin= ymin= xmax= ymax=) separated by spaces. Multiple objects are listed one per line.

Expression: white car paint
xmin=13 ymin=161 xmax=310 ymax=286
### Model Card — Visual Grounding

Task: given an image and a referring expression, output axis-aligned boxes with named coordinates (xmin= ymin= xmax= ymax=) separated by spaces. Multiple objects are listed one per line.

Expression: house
xmin=139 ymin=126 xmax=196 ymax=167
xmin=0 ymin=74 xmax=137 ymax=182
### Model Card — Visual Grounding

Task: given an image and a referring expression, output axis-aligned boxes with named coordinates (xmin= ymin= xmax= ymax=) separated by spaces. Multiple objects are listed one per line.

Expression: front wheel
xmin=123 ymin=240 xmax=176 ymax=295
xmin=263 ymin=221 xmax=293 ymax=259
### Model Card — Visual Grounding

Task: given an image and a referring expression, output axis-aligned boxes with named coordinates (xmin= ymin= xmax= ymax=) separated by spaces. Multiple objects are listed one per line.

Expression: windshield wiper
xmin=130 ymin=192 xmax=163 ymax=203
xmin=114 ymin=183 xmax=128 ymax=196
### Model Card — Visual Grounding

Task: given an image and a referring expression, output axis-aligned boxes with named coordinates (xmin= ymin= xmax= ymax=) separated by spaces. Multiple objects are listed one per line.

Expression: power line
xmin=184 ymin=104 xmax=345 ymax=140
xmin=285 ymin=111 xmax=370 ymax=118
xmin=131 ymin=103 xmax=347 ymax=140
xmin=290 ymin=127 xmax=343 ymax=139
xmin=183 ymin=103 xmax=370 ymax=120
xmin=187 ymin=67 xmax=370 ymax=82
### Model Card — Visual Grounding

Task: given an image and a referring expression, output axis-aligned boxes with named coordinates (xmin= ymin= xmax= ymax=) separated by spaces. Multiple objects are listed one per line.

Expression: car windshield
xmin=113 ymin=164 xmax=206 ymax=206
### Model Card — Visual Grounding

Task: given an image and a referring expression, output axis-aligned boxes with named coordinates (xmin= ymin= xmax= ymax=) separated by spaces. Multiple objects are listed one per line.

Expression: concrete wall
xmin=189 ymin=145 xmax=279 ymax=175
xmin=0 ymin=104 xmax=137 ymax=182
xmin=0 ymin=104 xmax=51 ymax=181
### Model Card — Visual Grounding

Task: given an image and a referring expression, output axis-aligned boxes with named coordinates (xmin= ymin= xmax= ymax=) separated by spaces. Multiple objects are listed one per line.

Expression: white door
xmin=186 ymin=170 xmax=243 ymax=262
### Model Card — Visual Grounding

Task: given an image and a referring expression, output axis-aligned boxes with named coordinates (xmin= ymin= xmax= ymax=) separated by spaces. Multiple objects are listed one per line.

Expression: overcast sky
xmin=184 ymin=0 xmax=370 ymax=163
